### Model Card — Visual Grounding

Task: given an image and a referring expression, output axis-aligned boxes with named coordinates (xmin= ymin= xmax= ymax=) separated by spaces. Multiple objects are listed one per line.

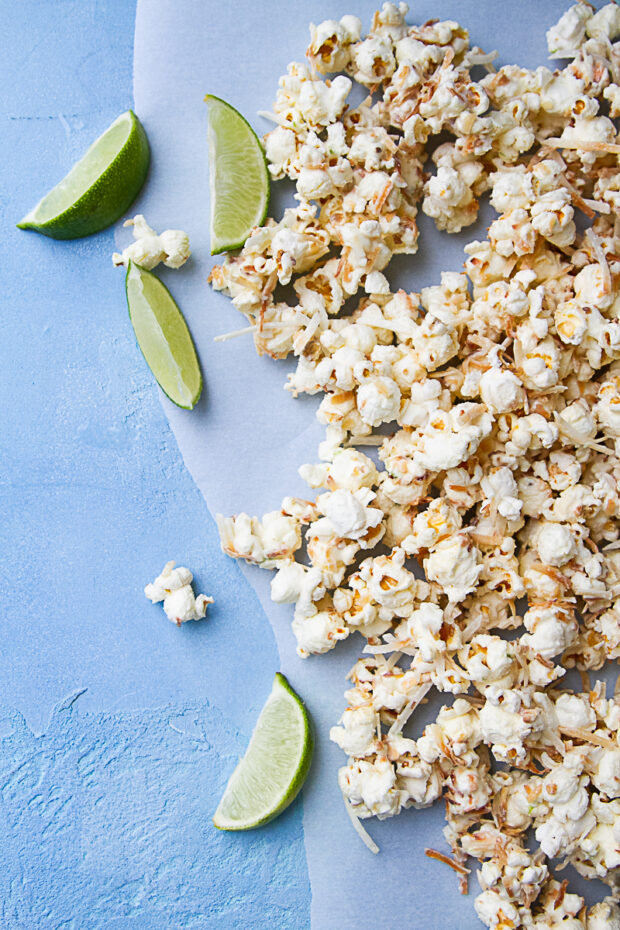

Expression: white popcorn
xmin=270 ymin=561 xmax=325 ymax=615
xmin=595 ymin=376 xmax=620 ymax=439
xmin=392 ymin=602 xmax=445 ymax=662
xmin=574 ymin=264 xmax=613 ymax=311
xmin=216 ymin=511 xmax=301 ymax=567
xmin=274 ymin=63 xmax=352 ymax=128
xmin=490 ymin=166 xmax=533 ymax=213
xmin=144 ymin=561 xmax=213 ymax=625
xmin=530 ymin=189 xmax=576 ymax=248
xmin=292 ymin=608 xmax=349 ymax=657
xmin=475 ymin=889 xmax=520 ymax=929
xmin=364 ymin=270 xmax=391 ymax=294
xmin=422 ymin=164 xmax=477 ymax=234
xmin=554 ymin=693 xmax=596 ymax=730
xmin=328 ymin=449 xmax=379 ymax=491
xmin=209 ymin=7 xmax=620 ymax=920
xmin=424 ymin=533 xmax=481 ymax=603
xmin=315 ymin=487 xmax=384 ymax=539
xmin=459 ymin=635 xmax=515 ymax=693
xmin=522 ymin=605 xmax=578 ymax=659
xmin=481 ymin=467 xmax=522 ymax=521
xmin=338 ymin=755 xmax=402 ymax=819
xmin=591 ymin=750 xmax=620 ymax=799
xmin=113 ymin=215 xmax=191 ymax=270
xmin=398 ymin=379 xmax=442 ymax=429
xmin=307 ymin=15 xmax=362 ymax=73
xmin=555 ymin=299 xmax=588 ymax=345
xmin=356 ymin=547 xmax=418 ymax=615
xmin=587 ymin=4 xmax=620 ymax=39
xmin=547 ymin=5 xmax=592 ymax=58
xmin=479 ymin=366 xmax=524 ymax=414
xmin=560 ymin=115 xmax=618 ymax=168
xmin=479 ymin=690 xmax=534 ymax=762
xmin=587 ymin=898 xmax=620 ymax=930
xmin=535 ymin=522 xmax=576 ymax=567
xmin=413 ymin=404 xmax=493 ymax=473
xmin=350 ymin=35 xmax=395 ymax=86
xmin=357 ymin=374 xmax=401 ymax=427
xmin=403 ymin=497 xmax=461 ymax=553
xmin=330 ymin=704 xmax=378 ymax=756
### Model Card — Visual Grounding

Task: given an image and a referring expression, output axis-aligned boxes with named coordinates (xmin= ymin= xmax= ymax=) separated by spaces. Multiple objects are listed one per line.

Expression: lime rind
xmin=213 ymin=672 xmax=313 ymax=831
xmin=18 ymin=110 xmax=150 ymax=240
xmin=125 ymin=261 xmax=202 ymax=410
xmin=205 ymin=94 xmax=270 ymax=255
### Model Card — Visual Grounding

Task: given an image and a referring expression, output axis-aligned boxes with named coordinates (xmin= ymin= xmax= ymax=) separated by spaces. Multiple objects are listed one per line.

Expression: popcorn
xmin=274 ymin=63 xmax=352 ymax=129
xmin=144 ymin=561 xmax=213 ymax=625
xmin=292 ymin=607 xmax=349 ymax=657
xmin=479 ymin=689 xmax=535 ymax=762
xmin=270 ymin=561 xmax=325 ymax=613
xmin=314 ymin=487 xmax=384 ymax=539
xmin=479 ymin=366 xmax=525 ymax=414
xmin=587 ymin=898 xmax=620 ymax=930
xmin=338 ymin=754 xmax=402 ymax=818
xmin=534 ymin=521 xmax=576 ymax=566
xmin=546 ymin=4 xmax=592 ymax=58
xmin=521 ymin=604 xmax=578 ymax=658
xmin=216 ymin=510 xmax=302 ymax=567
xmin=480 ymin=467 xmax=522 ymax=521
xmin=357 ymin=373 xmax=401 ymax=426
xmin=113 ymin=215 xmax=191 ymax=270
xmin=424 ymin=533 xmax=482 ymax=603
xmin=307 ymin=15 xmax=362 ymax=73
xmin=586 ymin=4 xmax=620 ymax=41
xmin=209 ymin=4 xmax=620 ymax=924
xmin=330 ymin=704 xmax=378 ymax=756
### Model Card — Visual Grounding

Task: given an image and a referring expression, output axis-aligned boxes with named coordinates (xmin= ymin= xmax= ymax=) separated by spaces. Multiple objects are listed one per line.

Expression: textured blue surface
xmin=1 ymin=3 xmax=310 ymax=927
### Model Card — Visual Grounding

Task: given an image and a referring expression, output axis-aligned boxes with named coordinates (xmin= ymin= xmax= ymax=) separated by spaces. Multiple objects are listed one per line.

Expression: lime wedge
xmin=125 ymin=261 xmax=202 ymax=410
xmin=18 ymin=110 xmax=150 ymax=240
xmin=213 ymin=673 xmax=313 ymax=830
xmin=205 ymin=94 xmax=269 ymax=255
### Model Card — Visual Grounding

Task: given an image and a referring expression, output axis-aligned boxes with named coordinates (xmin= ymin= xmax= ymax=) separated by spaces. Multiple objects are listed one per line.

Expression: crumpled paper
xmin=130 ymin=1 xmax=603 ymax=925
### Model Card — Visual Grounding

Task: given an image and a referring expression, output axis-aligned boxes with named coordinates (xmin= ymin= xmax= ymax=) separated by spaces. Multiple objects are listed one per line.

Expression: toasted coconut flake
xmin=425 ymin=847 xmax=471 ymax=876
xmin=545 ymin=137 xmax=620 ymax=154
xmin=387 ymin=681 xmax=432 ymax=737
xmin=343 ymin=797 xmax=380 ymax=854
xmin=558 ymin=725 xmax=616 ymax=749
xmin=345 ymin=435 xmax=386 ymax=447
xmin=554 ymin=413 xmax=613 ymax=454
xmin=585 ymin=227 xmax=612 ymax=297
xmin=213 ymin=324 xmax=257 ymax=342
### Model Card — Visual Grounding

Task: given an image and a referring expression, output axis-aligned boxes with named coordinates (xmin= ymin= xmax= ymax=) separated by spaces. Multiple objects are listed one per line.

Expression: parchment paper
xmin=131 ymin=2 xmax=605 ymax=926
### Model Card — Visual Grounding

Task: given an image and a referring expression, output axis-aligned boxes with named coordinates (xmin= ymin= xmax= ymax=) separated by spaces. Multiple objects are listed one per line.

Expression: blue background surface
xmin=3 ymin=2 xmax=613 ymax=928
xmin=1 ymin=2 xmax=311 ymax=927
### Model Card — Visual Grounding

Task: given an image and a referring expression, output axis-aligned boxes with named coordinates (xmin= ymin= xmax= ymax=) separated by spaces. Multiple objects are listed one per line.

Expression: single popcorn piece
xmin=216 ymin=510 xmax=302 ymax=567
xmin=424 ymin=533 xmax=482 ymax=602
xmin=307 ymin=15 xmax=362 ymax=72
xmin=144 ymin=560 xmax=213 ymax=626
xmin=534 ymin=521 xmax=576 ymax=567
xmin=546 ymin=3 xmax=592 ymax=57
xmin=113 ymin=215 xmax=191 ymax=270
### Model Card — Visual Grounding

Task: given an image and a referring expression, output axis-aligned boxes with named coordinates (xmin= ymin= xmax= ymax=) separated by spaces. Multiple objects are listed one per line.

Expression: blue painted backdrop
xmin=0 ymin=2 xmax=311 ymax=927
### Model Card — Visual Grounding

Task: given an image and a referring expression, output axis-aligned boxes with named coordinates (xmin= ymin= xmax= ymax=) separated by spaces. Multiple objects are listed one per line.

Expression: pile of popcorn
xmin=210 ymin=4 xmax=620 ymax=927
